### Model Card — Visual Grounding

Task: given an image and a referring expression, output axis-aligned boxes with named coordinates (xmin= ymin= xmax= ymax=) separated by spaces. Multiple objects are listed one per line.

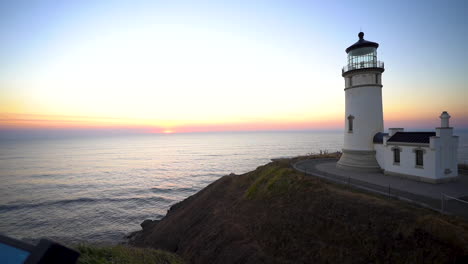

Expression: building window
xmin=347 ymin=115 xmax=354 ymax=132
xmin=415 ymin=150 xmax=424 ymax=167
xmin=393 ymin=148 xmax=400 ymax=164
xmin=349 ymin=76 xmax=353 ymax=86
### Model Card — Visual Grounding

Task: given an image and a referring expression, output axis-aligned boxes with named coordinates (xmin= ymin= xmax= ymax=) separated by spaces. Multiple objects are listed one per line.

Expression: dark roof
xmin=387 ymin=132 xmax=436 ymax=144
xmin=373 ymin=132 xmax=388 ymax=144
xmin=346 ymin=32 xmax=379 ymax=53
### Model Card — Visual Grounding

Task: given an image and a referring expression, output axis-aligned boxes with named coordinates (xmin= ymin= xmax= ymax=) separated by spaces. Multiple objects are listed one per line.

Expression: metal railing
xmin=342 ymin=61 xmax=384 ymax=73
xmin=441 ymin=193 xmax=468 ymax=219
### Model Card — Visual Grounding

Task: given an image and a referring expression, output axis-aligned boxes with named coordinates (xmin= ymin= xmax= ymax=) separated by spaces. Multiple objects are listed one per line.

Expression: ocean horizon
xmin=1 ymin=130 xmax=467 ymax=244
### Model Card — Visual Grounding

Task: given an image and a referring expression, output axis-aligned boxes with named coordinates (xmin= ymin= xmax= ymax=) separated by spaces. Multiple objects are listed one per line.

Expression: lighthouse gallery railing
xmin=342 ymin=61 xmax=384 ymax=74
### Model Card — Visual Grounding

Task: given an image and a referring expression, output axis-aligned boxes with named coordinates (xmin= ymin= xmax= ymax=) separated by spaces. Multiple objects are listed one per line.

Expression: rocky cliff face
xmin=130 ymin=157 xmax=468 ymax=263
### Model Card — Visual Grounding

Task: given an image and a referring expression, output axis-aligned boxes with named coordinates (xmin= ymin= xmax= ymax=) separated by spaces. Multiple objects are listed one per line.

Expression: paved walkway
xmin=296 ymin=159 xmax=468 ymax=199
xmin=293 ymin=159 xmax=468 ymax=219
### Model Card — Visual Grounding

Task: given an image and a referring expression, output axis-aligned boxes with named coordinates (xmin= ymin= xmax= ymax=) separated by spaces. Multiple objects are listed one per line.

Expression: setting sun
xmin=1 ymin=1 xmax=466 ymax=133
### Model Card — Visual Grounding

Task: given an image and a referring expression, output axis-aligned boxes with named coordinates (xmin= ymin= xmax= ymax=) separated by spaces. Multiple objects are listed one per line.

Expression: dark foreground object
xmin=130 ymin=155 xmax=468 ymax=264
xmin=0 ymin=234 xmax=79 ymax=264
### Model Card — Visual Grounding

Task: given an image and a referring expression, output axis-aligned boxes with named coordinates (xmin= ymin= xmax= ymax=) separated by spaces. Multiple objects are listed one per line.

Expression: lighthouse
xmin=337 ymin=32 xmax=385 ymax=171
xmin=333 ymin=32 xmax=458 ymax=182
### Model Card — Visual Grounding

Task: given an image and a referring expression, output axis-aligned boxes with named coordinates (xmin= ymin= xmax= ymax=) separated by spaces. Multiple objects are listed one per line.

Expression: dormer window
xmin=347 ymin=115 xmax=354 ymax=133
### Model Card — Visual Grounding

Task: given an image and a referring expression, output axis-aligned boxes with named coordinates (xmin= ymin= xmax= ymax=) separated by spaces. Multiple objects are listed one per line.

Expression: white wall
xmin=348 ymin=72 xmax=381 ymax=87
xmin=343 ymin=84 xmax=384 ymax=151
xmin=431 ymin=128 xmax=459 ymax=178
xmin=381 ymin=144 xmax=437 ymax=180
xmin=374 ymin=143 xmax=385 ymax=168
xmin=377 ymin=127 xmax=459 ymax=182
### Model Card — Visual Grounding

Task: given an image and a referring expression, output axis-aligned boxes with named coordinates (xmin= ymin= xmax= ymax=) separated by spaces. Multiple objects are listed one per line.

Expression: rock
xmin=140 ymin=219 xmax=158 ymax=230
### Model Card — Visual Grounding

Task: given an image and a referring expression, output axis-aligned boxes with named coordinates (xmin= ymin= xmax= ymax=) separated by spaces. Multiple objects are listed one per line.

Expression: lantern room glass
xmin=347 ymin=47 xmax=377 ymax=70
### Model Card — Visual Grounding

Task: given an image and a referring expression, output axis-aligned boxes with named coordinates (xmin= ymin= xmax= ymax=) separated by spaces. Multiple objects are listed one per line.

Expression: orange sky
xmin=1 ymin=110 xmax=467 ymax=134
xmin=1 ymin=1 xmax=467 ymax=134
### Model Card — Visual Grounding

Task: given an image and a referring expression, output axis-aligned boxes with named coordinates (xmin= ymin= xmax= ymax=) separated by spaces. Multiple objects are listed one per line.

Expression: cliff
xmin=130 ymin=155 xmax=468 ymax=263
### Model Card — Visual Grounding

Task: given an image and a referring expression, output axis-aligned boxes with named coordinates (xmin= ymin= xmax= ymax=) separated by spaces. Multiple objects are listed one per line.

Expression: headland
xmin=128 ymin=153 xmax=468 ymax=263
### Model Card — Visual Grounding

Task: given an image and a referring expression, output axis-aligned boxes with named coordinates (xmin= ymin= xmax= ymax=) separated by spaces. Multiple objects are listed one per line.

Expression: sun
xmin=162 ymin=129 xmax=174 ymax=134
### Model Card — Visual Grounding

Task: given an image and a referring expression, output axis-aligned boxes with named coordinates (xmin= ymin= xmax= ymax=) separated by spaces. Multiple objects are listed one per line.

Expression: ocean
xmin=0 ymin=131 xmax=467 ymax=244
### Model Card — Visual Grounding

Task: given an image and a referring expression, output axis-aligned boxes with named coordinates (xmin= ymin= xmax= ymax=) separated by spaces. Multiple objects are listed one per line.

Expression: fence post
xmin=441 ymin=193 xmax=444 ymax=213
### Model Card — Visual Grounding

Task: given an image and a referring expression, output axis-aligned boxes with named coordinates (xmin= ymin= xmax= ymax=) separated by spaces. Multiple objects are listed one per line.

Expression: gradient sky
xmin=1 ymin=0 xmax=467 ymax=134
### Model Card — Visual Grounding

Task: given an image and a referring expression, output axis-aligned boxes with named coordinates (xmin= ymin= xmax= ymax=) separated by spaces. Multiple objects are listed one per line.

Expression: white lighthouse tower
xmin=337 ymin=32 xmax=385 ymax=171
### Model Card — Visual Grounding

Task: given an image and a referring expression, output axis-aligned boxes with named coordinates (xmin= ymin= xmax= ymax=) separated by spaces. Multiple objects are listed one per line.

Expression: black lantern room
xmin=343 ymin=32 xmax=384 ymax=73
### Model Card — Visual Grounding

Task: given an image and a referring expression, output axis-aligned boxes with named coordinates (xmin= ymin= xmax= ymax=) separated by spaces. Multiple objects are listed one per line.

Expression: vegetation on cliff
xmin=130 ymin=154 xmax=468 ymax=263
xmin=76 ymin=244 xmax=184 ymax=264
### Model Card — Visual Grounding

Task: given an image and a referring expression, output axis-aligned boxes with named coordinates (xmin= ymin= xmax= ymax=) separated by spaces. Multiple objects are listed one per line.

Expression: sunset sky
xmin=1 ymin=0 xmax=467 ymax=134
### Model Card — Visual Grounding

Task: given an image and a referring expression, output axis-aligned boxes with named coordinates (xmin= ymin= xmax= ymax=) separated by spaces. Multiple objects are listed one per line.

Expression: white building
xmin=337 ymin=32 xmax=459 ymax=183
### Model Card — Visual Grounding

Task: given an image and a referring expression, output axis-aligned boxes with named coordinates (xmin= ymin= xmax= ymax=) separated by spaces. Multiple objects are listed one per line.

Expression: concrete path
xmin=295 ymin=159 xmax=468 ymax=200
xmin=293 ymin=159 xmax=468 ymax=219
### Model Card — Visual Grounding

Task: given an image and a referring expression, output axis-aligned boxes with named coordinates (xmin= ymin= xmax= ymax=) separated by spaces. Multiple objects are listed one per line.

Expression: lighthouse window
xmin=348 ymin=47 xmax=377 ymax=70
xmin=347 ymin=115 xmax=354 ymax=132
xmin=415 ymin=150 xmax=424 ymax=167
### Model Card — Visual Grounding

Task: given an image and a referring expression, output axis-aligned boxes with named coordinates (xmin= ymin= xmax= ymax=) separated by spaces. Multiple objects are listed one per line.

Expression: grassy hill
xmin=130 ymin=155 xmax=468 ymax=263
xmin=76 ymin=244 xmax=184 ymax=264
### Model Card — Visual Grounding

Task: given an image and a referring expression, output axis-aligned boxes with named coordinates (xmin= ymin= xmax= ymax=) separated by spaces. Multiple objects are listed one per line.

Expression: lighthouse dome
xmin=345 ymin=32 xmax=379 ymax=53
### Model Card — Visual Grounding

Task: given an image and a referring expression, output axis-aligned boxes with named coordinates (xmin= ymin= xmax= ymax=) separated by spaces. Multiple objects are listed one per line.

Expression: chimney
xmin=440 ymin=111 xmax=450 ymax=128
xmin=388 ymin=128 xmax=404 ymax=137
